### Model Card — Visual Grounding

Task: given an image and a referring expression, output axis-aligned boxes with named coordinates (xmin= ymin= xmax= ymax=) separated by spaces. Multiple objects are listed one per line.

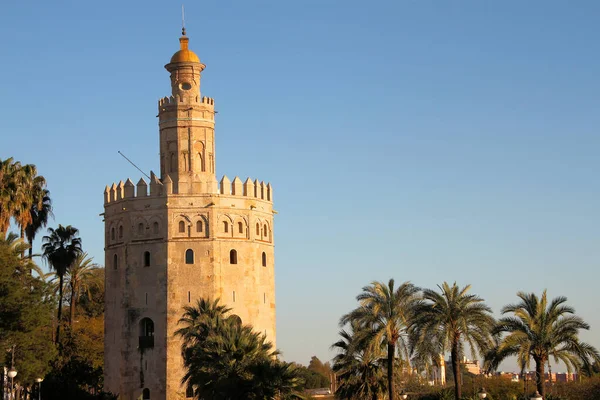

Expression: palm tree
xmin=340 ymin=279 xmax=419 ymax=400
xmin=62 ymin=252 xmax=100 ymax=326
xmin=486 ymin=290 xmax=600 ymax=398
xmin=0 ymin=158 xmax=20 ymax=238
xmin=410 ymin=282 xmax=496 ymax=400
xmin=176 ymin=297 xmax=301 ymax=399
xmin=42 ymin=225 xmax=82 ymax=344
xmin=331 ymin=322 xmax=386 ymax=400
xmin=25 ymin=188 xmax=52 ymax=258
xmin=0 ymin=232 xmax=43 ymax=276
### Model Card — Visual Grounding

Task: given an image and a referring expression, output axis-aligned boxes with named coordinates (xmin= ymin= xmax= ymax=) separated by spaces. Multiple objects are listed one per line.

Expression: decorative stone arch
xmin=263 ymin=220 xmax=272 ymax=242
xmin=109 ymin=222 xmax=117 ymax=242
xmin=254 ymin=217 xmax=263 ymax=240
xmin=194 ymin=141 xmax=205 ymax=172
xmin=148 ymin=215 xmax=162 ymax=236
xmin=175 ymin=214 xmax=191 ymax=237
xmin=192 ymin=214 xmax=209 ymax=238
xmin=232 ymin=215 xmax=248 ymax=238
xmin=134 ymin=217 xmax=148 ymax=237
xmin=217 ymin=214 xmax=234 ymax=237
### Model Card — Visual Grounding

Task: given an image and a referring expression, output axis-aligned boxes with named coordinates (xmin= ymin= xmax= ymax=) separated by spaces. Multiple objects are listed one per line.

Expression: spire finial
xmin=181 ymin=4 xmax=186 ymax=36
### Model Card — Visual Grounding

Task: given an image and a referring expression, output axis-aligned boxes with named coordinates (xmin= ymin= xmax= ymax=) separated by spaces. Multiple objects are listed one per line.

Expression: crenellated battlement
xmin=219 ymin=176 xmax=273 ymax=202
xmin=158 ymin=95 xmax=215 ymax=108
xmin=104 ymin=173 xmax=164 ymax=204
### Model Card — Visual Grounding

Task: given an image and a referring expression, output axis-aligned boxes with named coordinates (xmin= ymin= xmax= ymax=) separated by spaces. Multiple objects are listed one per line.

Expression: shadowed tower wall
xmin=103 ymin=31 xmax=276 ymax=400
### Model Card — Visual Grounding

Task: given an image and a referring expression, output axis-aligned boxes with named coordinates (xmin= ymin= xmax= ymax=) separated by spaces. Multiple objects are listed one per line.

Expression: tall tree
xmin=331 ymin=323 xmax=386 ymax=400
xmin=340 ymin=279 xmax=419 ymax=400
xmin=176 ymin=298 xmax=303 ymax=399
xmin=410 ymin=282 xmax=496 ymax=400
xmin=0 ymin=158 xmax=20 ymax=238
xmin=42 ymin=225 xmax=83 ymax=344
xmin=12 ymin=164 xmax=47 ymax=248
xmin=0 ymin=233 xmax=57 ymax=391
xmin=25 ymin=187 xmax=53 ymax=258
xmin=487 ymin=290 xmax=600 ymax=398
xmin=62 ymin=252 xmax=100 ymax=326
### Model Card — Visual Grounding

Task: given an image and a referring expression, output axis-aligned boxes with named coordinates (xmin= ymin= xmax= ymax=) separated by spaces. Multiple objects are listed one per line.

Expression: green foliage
xmin=487 ymin=291 xmax=600 ymax=398
xmin=331 ymin=322 xmax=386 ymax=400
xmin=410 ymin=282 xmax=496 ymax=400
xmin=340 ymin=279 xmax=419 ymax=400
xmin=295 ymin=364 xmax=330 ymax=389
xmin=0 ymin=235 xmax=57 ymax=384
xmin=177 ymin=297 xmax=304 ymax=399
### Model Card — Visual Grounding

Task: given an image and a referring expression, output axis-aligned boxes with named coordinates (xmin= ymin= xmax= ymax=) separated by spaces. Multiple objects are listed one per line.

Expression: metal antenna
xmin=181 ymin=4 xmax=186 ymax=36
xmin=118 ymin=151 xmax=151 ymax=180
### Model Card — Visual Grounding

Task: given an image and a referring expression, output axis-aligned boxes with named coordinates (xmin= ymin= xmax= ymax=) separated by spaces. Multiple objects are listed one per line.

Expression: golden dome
xmin=169 ymin=36 xmax=200 ymax=64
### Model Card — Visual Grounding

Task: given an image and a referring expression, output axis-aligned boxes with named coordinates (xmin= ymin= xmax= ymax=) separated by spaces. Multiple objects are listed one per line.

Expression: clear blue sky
xmin=1 ymin=1 xmax=599 ymax=372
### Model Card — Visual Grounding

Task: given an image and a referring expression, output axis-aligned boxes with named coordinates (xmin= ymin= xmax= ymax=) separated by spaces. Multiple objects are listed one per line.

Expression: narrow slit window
xmin=111 ymin=228 xmax=115 ymax=240
xmin=262 ymin=252 xmax=267 ymax=267
xmin=238 ymin=222 xmax=243 ymax=234
xmin=223 ymin=221 xmax=228 ymax=233
xmin=153 ymin=222 xmax=159 ymax=234
xmin=185 ymin=249 xmax=194 ymax=264
xmin=196 ymin=220 xmax=203 ymax=232
xmin=138 ymin=223 xmax=144 ymax=235
xmin=229 ymin=249 xmax=238 ymax=264
xmin=263 ymin=225 xmax=268 ymax=238
xmin=144 ymin=251 xmax=151 ymax=267
xmin=233 ymin=291 xmax=236 ymax=302
xmin=188 ymin=291 xmax=191 ymax=303
xmin=145 ymin=293 xmax=148 ymax=305
xmin=256 ymin=223 xmax=260 ymax=236
xmin=118 ymin=225 xmax=123 ymax=239
xmin=113 ymin=254 xmax=118 ymax=270
xmin=179 ymin=221 xmax=186 ymax=233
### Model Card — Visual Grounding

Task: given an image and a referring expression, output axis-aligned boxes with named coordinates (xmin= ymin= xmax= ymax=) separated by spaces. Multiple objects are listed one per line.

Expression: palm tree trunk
xmin=451 ymin=341 xmax=461 ymax=400
xmin=387 ymin=342 xmax=395 ymax=400
xmin=56 ymin=274 xmax=64 ymax=344
xmin=535 ymin=357 xmax=545 ymax=398
xmin=20 ymin=227 xmax=25 ymax=258
xmin=70 ymin=282 xmax=76 ymax=327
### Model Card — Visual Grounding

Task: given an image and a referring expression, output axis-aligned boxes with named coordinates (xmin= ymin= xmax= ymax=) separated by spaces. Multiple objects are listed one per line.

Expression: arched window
xmin=153 ymin=222 xmax=159 ymax=234
xmin=111 ymin=227 xmax=115 ymax=240
xmin=223 ymin=221 xmax=229 ymax=233
xmin=263 ymin=224 xmax=268 ymax=238
xmin=256 ymin=223 xmax=260 ymax=236
xmin=185 ymin=249 xmax=194 ymax=264
xmin=113 ymin=254 xmax=118 ymax=270
xmin=238 ymin=222 xmax=243 ymax=234
xmin=143 ymin=388 xmax=150 ymax=399
xmin=229 ymin=249 xmax=237 ymax=265
xmin=179 ymin=221 xmax=186 ymax=233
xmin=196 ymin=220 xmax=203 ymax=232
xmin=138 ymin=223 xmax=144 ymax=235
xmin=139 ymin=318 xmax=154 ymax=349
xmin=118 ymin=225 xmax=123 ymax=239
xmin=262 ymin=252 xmax=266 ymax=267
xmin=144 ymin=251 xmax=150 ymax=267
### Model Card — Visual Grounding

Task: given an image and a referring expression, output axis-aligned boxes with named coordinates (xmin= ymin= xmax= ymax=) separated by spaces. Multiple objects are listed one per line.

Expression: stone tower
xmin=103 ymin=29 xmax=276 ymax=400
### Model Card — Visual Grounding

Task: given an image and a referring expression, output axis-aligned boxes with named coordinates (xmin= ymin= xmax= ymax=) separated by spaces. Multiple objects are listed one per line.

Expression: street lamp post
xmin=35 ymin=378 xmax=44 ymax=400
xmin=530 ymin=391 xmax=543 ymax=400
xmin=7 ymin=345 xmax=17 ymax=400
xmin=7 ymin=368 xmax=17 ymax=400
xmin=477 ymin=387 xmax=487 ymax=399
